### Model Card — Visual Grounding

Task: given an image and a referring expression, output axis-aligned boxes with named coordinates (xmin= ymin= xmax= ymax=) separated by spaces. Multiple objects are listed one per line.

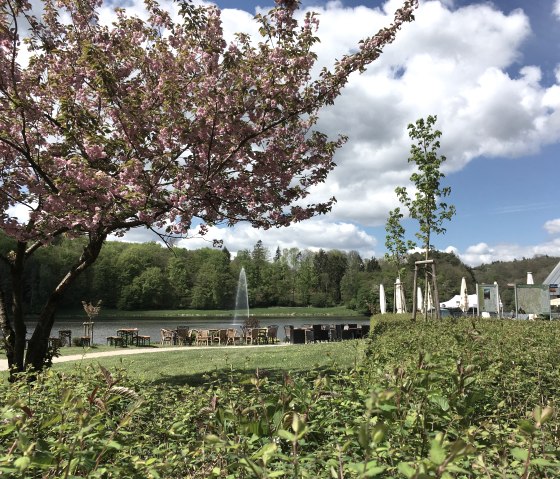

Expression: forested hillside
xmin=0 ymin=234 xmax=557 ymax=314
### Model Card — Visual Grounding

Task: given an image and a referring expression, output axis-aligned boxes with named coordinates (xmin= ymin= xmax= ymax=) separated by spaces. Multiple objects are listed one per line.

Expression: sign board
xmin=515 ymin=284 xmax=551 ymax=316
xmin=477 ymin=283 xmax=500 ymax=314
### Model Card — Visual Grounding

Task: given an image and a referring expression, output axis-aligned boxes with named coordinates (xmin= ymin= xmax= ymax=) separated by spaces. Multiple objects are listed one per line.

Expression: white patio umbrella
xmin=379 ymin=284 xmax=386 ymax=314
xmin=417 ymin=286 xmax=424 ymax=313
xmin=494 ymin=281 xmax=502 ymax=317
xmin=426 ymin=283 xmax=434 ymax=312
xmin=395 ymin=277 xmax=406 ymax=313
xmin=395 ymin=278 xmax=403 ymax=313
xmin=460 ymin=277 xmax=469 ymax=313
xmin=527 ymin=273 xmax=535 ymax=319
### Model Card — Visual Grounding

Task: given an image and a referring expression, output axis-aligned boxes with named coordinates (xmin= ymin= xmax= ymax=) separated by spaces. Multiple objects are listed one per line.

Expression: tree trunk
xmin=0 ymin=287 xmax=16 ymax=379
xmin=24 ymin=233 xmax=107 ymax=373
xmin=3 ymin=233 xmax=107 ymax=379
xmin=10 ymin=242 xmax=28 ymax=376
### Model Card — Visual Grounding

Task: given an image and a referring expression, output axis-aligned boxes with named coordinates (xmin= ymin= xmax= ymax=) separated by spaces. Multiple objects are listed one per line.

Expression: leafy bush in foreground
xmin=0 ymin=316 xmax=559 ymax=477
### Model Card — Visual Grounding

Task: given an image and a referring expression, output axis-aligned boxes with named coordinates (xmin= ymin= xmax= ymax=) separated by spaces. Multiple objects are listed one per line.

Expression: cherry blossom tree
xmin=0 ymin=0 xmax=417 ymax=376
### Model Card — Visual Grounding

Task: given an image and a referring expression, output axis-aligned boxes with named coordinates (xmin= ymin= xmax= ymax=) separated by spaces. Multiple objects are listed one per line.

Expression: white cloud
xmin=453 ymin=239 xmax=560 ymax=267
xmin=110 ymin=219 xmax=378 ymax=257
xmin=544 ymin=219 xmax=560 ymax=235
xmin=175 ymin=220 xmax=378 ymax=257
xmin=29 ymin=1 xmax=560 ymax=267
xmin=267 ymin=0 xmax=560 ymax=228
xmin=554 ymin=0 xmax=560 ymax=20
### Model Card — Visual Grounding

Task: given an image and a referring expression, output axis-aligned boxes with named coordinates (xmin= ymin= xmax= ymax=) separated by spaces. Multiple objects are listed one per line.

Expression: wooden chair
xmin=160 ymin=328 xmax=174 ymax=346
xmin=258 ymin=328 xmax=267 ymax=344
xmin=267 ymin=325 xmax=279 ymax=344
xmin=245 ymin=328 xmax=259 ymax=345
xmin=312 ymin=324 xmax=329 ymax=342
xmin=196 ymin=329 xmax=210 ymax=346
xmin=283 ymin=325 xmax=293 ymax=343
xmin=136 ymin=335 xmax=151 ymax=346
xmin=211 ymin=329 xmax=225 ymax=345
xmin=226 ymin=328 xmax=240 ymax=345
xmin=106 ymin=336 xmax=124 ymax=347
xmin=176 ymin=327 xmax=191 ymax=346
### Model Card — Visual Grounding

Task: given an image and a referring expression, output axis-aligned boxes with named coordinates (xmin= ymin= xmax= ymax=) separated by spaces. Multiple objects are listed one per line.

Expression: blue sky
xmin=99 ymin=0 xmax=560 ymax=266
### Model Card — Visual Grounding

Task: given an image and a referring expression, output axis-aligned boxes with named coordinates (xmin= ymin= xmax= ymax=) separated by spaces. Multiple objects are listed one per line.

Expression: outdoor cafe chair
xmin=160 ymin=328 xmax=174 ymax=346
xmin=176 ymin=327 xmax=191 ymax=346
xmin=196 ymin=329 xmax=210 ymax=346
xmin=312 ymin=324 xmax=329 ymax=342
xmin=244 ymin=328 xmax=259 ymax=345
xmin=226 ymin=328 xmax=240 ymax=345
xmin=267 ymin=325 xmax=279 ymax=344
xmin=333 ymin=324 xmax=343 ymax=341
xmin=213 ymin=329 xmax=227 ymax=345
xmin=257 ymin=327 xmax=268 ymax=344
xmin=283 ymin=325 xmax=293 ymax=343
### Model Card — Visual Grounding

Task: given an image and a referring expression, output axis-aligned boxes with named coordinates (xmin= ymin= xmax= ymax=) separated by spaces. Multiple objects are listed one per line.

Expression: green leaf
xmin=292 ymin=413 xmax=305 ymax=434
xmin=429 ymin=439 xmax=446 ymax=465
xmin=253 ymin=442 xmax=277 ymax=466
xmin=106 ymin=440 xmax=122 ymax=450
xmin=531 ymin=458 xmax=560 ymax=467
xmin=398 ymin=462 xmax=416 ymax=478
xmin=357 ymin=423 xmax=369 ymax=449
xmin=511 ymin=447 xmax=529 ymax=462
xmin=277 ymin=429 xmax=296 ymax=442
xmin=430 ymin=395 xmax=450 ymax=411
xmin=205 ymin=434 xmax=222 ymax=444
xmin=364 ymin=461 xmax=386 ymax=477
xmin=518 ymin=420 xmax=537 ymax=436
xmin=14 ymin=456 xmax=30 ymax=471
xmin=372 ymin=423 xmax=387 ymax=444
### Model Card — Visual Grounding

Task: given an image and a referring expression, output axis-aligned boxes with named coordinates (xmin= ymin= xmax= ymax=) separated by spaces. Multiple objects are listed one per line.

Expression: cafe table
xmin=116 ymin=328 xmax=139 ymax=347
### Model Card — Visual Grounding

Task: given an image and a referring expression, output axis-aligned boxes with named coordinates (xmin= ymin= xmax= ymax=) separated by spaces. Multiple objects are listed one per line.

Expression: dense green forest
xmin=0 ymin=234 xmax=558 ymax=314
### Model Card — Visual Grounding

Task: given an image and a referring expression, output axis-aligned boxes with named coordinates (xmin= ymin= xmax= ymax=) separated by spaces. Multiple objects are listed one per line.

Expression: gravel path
xmin=0 ymin=343 xmax=290 ymax=371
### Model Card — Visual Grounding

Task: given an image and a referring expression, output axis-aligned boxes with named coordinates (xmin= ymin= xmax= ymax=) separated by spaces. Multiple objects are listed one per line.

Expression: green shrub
xmin=0 ymin=317 xmax=559 ymax=477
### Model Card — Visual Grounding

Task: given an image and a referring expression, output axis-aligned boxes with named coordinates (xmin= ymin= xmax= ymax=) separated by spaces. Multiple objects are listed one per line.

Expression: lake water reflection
xmin=31 ymin=316 xmax=370 ymax=344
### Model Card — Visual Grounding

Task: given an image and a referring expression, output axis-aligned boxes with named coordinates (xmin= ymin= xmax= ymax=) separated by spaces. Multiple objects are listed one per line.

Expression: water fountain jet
xmin=233 ymin=267 xmax=249 ymax=325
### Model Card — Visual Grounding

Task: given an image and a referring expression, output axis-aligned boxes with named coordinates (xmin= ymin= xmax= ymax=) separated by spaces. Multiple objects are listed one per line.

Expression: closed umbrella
xmin=460 ymin=277 xmax=469 ymax=313
xmin=417 ymin=286 xmax=424 ymax=313
xmin=379 ymin=284 xmax=386 ymax=314
xmin=426 ymin=283 xmax=434 ymax=312
xmin=395 ymin=277 xmax=406 ymax=313
xmin=494 ymin=281 xmax=502 ymax=318
xmin=527 ymin=273 xmax=535 ymax=319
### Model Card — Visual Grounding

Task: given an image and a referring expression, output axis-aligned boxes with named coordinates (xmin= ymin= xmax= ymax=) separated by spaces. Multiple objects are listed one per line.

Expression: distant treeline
xmin=0 ymin=234 xmax=558 ymax=313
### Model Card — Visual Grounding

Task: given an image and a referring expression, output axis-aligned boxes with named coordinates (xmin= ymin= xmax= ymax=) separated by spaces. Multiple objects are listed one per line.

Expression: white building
xmin=544 ymin=260 xmax=560 ymax=298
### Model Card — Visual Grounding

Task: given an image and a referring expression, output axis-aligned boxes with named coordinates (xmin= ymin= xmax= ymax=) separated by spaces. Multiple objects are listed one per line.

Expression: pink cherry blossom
xmin=0 ymin=0 xmax=417 ymax=374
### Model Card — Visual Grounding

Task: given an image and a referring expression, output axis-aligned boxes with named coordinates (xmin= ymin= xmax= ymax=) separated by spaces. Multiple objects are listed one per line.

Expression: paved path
xmin=0 ymin=343 xmax=290 ymax=371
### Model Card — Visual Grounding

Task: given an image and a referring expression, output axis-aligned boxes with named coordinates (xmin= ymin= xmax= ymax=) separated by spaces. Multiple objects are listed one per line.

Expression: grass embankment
xmin=58 ymin=305 xmax=363 ymax=319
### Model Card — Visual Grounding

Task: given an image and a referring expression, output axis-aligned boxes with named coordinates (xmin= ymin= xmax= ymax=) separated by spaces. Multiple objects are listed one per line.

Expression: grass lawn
xmin=58 ymin=305 xmax=364 ymax=319
xmin=50 ymin=340 xmax=369 ymax=385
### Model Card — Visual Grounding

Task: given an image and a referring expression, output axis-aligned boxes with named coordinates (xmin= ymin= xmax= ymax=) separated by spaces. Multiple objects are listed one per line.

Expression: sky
xmin=34 ymin=0 xmax=560 ymax=266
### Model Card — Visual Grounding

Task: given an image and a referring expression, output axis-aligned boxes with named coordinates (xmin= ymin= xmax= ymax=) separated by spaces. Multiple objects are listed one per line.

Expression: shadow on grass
xmin=150 ymin=363 xmax=350 ymax=388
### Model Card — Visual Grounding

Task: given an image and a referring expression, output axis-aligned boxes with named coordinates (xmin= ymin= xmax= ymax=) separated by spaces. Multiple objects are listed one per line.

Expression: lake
xmin=29 ymin=316 xmax=371 ymax=345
